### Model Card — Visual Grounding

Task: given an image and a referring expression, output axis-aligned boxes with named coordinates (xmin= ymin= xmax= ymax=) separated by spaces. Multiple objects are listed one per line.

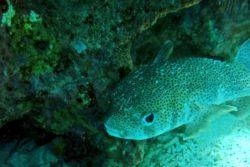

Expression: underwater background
xmin=0 ymin=0 xmax=249 ymax=166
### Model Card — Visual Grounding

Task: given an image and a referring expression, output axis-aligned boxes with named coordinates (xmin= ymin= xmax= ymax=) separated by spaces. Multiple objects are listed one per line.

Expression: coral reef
xmin=0 ymin=0 xmax=249 ymax=166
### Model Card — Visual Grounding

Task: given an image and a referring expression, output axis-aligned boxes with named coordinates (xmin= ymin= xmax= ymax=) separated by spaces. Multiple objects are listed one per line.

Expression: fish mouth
xmin=104 ymin=120 xmax=158 ymax=140
xmin=104 ymin=121 xmax=150 ymax=140
xmin=104 ymin=121 xmax=124 ymax=138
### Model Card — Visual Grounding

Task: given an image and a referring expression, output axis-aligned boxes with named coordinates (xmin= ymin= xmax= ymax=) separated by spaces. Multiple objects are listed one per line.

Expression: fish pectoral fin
xmin=227 ymin=96 xmax=250 ymax=119
xmin=153 ymin=40 xmax=173 ymax=64
xmin=183 ymin=104 xmax=237 ymax=140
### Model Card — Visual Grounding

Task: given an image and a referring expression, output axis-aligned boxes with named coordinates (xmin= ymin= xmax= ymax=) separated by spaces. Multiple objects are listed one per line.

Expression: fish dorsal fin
xmin=235 ymin=39 xmax=250 ymax=71
xmin=153 ymin=40 xmax=173 ymax=64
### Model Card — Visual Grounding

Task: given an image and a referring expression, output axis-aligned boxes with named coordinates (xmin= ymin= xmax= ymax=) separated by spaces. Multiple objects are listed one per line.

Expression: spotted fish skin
xmin=105 ymin=42 xmax=250 ymax=140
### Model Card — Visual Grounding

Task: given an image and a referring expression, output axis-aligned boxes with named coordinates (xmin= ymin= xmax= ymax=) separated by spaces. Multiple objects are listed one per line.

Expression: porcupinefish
xmin=105 ymin=39 xmax=250 ymax=140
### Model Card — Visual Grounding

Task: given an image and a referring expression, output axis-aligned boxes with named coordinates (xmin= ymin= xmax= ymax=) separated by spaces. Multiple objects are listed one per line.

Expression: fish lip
xmin=104 ymin=122 xmax=149 ymax=140
xmin=104 ymin=121 xmax=157 ymax=140
xmin=104 ymin=121 xmax=123 ymax=138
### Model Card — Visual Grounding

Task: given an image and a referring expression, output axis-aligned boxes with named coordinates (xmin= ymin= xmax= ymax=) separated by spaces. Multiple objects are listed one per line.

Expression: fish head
xmin=105 ymin=103 xmax=174 ymax=140
xmin=104 ymin=40 xmax=176 ymax=140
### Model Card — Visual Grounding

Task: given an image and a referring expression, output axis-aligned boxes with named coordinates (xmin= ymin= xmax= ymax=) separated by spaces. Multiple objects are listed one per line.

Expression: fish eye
xmin=142 ymin=113 xmax=155 ymax=126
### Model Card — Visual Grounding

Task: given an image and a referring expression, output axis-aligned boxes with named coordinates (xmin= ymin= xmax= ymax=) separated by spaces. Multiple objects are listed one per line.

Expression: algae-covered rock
xmin=0 ymin=139 xmax=65 ymax=167
xmin=0 ymin=28 xmax=32 ymax=128
xmin=9 ymin=10 xmax=61 ymax=78
xmin=0 ymin=0 xmax=202 ymax=135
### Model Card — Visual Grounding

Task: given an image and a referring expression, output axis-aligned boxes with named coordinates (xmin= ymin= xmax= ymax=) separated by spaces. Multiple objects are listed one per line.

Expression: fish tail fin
xmin=236 ymin=39 xmax=250 ymax=71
